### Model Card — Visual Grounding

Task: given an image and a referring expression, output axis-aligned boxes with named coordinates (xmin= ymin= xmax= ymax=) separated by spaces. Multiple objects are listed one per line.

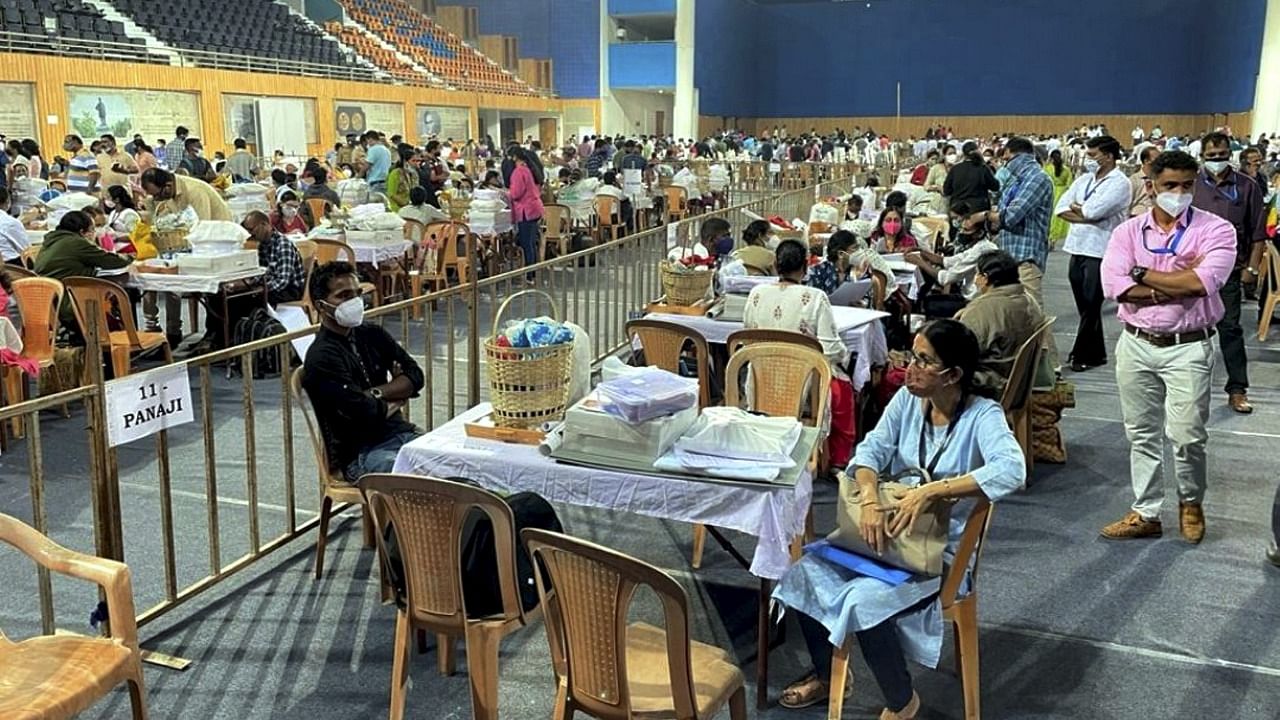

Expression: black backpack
xmin=230 ymin=307 xmax=287 ymax=378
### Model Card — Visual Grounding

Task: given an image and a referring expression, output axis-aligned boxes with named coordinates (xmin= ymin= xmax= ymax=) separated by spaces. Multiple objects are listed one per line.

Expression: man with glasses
xmin=1192 ymin=132 xmax=1268 ymax=414
xmin=1099 ymin=150 xmax=1236 ymax=543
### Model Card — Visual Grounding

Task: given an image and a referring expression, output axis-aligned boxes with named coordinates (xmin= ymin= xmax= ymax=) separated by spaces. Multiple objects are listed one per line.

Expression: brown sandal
xmin=779 ymin=671 xmax=854 ymax=709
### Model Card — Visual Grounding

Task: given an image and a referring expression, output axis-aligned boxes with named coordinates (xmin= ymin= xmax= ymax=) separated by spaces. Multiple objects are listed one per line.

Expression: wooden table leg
xmin=757 ymin=577 xmax=771 ymax=710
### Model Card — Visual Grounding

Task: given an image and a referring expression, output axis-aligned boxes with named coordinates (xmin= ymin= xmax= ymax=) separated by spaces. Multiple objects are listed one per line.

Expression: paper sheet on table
xmin=266 ymin=304 xmax=314 ymax=361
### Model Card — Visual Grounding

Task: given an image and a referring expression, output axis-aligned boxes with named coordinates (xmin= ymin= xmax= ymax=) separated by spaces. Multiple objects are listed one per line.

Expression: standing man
xmin=178 ymin=138 xmax=215 ymax=183
xmin=164 ymin=126 xmax=189 ymax=174
xmin=1192 ymin=131 xmax=1268 ymax=414
xmin=63 ymin=134 xmax=100 ymax=195
xmin=1056 ymin=135 xmax=1132 ymax=372
xmin=363 ymin=131 xmax=391 ymax=194
xmin=96 ymin=134 xmax=137 ymax=192
xmin=225 ymin=138 xmax=259 ymax=183
xmin=982 ymin=137 xmax=1058 ymax=367
xmin=1099 ymin=150 xmax=1235 ymax=543
xmin=1129 ymin=145 xmax=1160 ymax=217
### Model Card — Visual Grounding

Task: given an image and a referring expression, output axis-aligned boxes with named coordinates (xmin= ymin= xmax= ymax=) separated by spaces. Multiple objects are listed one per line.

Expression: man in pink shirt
xmin=1099 ymin=150 xmax=1236 ymax=544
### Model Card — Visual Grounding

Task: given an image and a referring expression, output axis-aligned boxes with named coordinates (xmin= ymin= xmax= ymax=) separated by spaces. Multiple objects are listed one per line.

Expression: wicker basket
xmin=151 ymin=229 xmax=191 ymax=254
xmin=660 ymin=260 xmax=713 ymax=306
xmin=484 ymin=290 xmax=575 ymax=429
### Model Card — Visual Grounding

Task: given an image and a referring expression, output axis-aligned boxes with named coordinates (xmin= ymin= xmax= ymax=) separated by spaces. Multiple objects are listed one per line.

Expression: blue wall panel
xmin=609 ymin=0 xmax=676 ymax=16
xmin=450 ymin=0 xmax=599 ymax=98
xmin=609 ymin=42 xmax=676 ymax=88
xmin=696 ymin=0 xmax=1266 ymax=117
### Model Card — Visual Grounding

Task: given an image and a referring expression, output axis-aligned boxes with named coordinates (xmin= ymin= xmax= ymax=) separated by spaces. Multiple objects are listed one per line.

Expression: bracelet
xmin=1150 ymin=287 xmax=1157 ymax=302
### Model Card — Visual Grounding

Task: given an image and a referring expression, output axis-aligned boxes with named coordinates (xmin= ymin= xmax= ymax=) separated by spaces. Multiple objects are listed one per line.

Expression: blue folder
xmin=802 ymin=540 xmax=913 ymax=587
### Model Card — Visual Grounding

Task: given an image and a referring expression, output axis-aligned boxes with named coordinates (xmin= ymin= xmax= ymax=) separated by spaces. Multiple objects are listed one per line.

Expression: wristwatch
xmin=369 ymin=387 xmax=384 ymax=400
xmin=1129 ymin=266 xmax=1148 ymax=284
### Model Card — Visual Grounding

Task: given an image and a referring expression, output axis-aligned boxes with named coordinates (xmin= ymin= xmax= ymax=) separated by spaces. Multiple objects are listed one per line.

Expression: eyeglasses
xmin=904 ymin=351 xmax=944 ymax=369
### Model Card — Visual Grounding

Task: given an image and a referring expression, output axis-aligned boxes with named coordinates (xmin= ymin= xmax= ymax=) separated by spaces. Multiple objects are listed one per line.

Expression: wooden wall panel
xmin=518 ymin=59 xmax=539 ymax=88
xmin=479 ymin=35 xmax=504 ymax=67
xmin=699 ymin=113 xmax=1257 ymax=141
xmin=435 ymin=6 xmax=467 ymax=37
xmin=0 ymin=52 xmax=585 ymax=156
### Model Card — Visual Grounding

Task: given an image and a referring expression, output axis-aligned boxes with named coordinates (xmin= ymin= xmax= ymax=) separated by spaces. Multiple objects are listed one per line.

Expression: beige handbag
xmin=827 ymin=468 xmax=952 ymax=577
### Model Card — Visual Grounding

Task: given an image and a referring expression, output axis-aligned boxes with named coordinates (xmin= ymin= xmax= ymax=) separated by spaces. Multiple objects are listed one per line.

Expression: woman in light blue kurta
xmin=775 ymin=319 xmax=1025 ymax=718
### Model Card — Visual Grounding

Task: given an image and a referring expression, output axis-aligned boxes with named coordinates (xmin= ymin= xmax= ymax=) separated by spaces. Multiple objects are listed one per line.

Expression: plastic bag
xmin=596 ymin=367 xmax=698 ymax=424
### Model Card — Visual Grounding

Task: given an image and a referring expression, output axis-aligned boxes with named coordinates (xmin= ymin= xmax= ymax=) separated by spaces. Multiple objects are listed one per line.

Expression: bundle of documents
xmin=654 ymin=407 xmax=801 ymax=481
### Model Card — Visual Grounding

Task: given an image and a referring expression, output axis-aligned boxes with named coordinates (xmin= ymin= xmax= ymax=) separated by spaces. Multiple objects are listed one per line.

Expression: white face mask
xmin=1202 ymin=159 xmax=1230 ymax=175
xmin=1083 ymin=158 xmax=1100 ymax=174
xmin=282 ymin=205 xmax=298 ymax=219
xmin=1155 ymin=190 xmax=1193 ymax=218
xmin=944 ymin=153 xmax=957 ymax=163
xmin=327 ymin=297 xmax=364 ymax=328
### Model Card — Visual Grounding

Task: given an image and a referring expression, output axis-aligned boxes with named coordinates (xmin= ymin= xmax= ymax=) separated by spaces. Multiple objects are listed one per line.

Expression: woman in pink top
xmin=870 ymin=207 xmax=917 ymax=253
xmin=507 ymin=148 xmax=544 ymax=278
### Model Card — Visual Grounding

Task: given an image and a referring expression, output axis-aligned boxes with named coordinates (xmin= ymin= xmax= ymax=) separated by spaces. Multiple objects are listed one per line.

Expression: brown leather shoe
xmin=1179 ymin=502 xmax=1205 ymax=544
xmin=1228 ymin=393 xmax=1253 ymax=414
xmin=879 ymin=691 xmax=921 ymax=720
xmin=1100 ymin=511 xmax=1163 ymax=540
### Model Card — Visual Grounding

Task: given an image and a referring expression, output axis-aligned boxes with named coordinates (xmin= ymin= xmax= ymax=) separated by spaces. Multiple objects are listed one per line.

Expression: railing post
xmin=83 ymin=299 xmax=124 ymax=564
xmin=467 ymin=239 xmax=481 ymax=406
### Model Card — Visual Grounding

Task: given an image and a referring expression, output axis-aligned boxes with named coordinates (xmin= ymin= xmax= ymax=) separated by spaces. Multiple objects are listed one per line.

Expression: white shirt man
xmin=1131 ymin=126 xmax=1145 ymax=143
xmin=0 ymin=193 xmax=30 ymax=262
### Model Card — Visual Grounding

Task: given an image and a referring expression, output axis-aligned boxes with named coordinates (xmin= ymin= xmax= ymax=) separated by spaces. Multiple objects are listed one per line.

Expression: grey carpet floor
xmin=2 ymin=248 xmax=1279 ymax=719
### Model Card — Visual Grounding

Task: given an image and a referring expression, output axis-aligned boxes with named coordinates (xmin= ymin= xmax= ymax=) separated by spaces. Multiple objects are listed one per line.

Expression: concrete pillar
xmin=1252 ymin=0 xmax=1280 ymax=136
xmin=672 ymin=0 xmax=697 ymax=139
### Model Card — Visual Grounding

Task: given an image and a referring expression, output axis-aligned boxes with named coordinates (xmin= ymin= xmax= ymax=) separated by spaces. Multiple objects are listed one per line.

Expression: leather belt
xmin=1123 ymin=323 xmax=1215 ymax=347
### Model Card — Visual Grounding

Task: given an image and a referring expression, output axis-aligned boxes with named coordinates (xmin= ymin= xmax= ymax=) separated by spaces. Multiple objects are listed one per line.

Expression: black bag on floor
xmin=230 ymin=307 xmax=287 ymax=378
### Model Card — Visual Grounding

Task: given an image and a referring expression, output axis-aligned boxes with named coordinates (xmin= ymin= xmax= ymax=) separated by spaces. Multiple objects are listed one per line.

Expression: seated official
xmin=883 ymin=191 xmax=916 ymax=238
xmin=871 ymin=207 xmax=917 ymax=254
xmin=774 ymin=320 xmax=1025 ymax=718
xmin=303 ymin=261 xmax=425 ymax=481
xmin=271 ymin=190 xmax=311 ymax=235
xmin=843 ymin=194 xmax=864 ymax=224
xmin=141 ymin=167 xmax=232 ymax=221
xmin=0 ymin=188 xmax=31 ymax=265
xmin=955 ymin=250 xmax=1046 ymax=398
xmin=398 ymin=186 xmax=450 ymax=226
xmin=243 ymin=211 xmax=306 ymax=305
xmin=733 ymin=219 xmax=777 ymax=275
xmin=807 ymin=229 xmax=855 ymax=296
xmin=807 ymin=230 xmax=894 ymax=306
xmin=596 ymin=170 xmax=633 ymax=233
xmin=302 ymin=167 xmax=342 ymax=211
xmin=33 ymin=210 xmax=134 ymax=337
xmin=744 ymin=240 xmax=855 ymax=467
xmin=905 ymin=200 xmax=999 ymax=301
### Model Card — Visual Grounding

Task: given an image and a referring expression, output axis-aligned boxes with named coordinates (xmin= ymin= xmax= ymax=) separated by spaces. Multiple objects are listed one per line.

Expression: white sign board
xmin=104 ymin=363 xmax=194 ymax=447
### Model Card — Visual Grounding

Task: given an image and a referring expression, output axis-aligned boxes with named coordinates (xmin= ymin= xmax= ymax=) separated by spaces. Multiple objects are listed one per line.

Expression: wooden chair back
xmin=522 ymin=528 xmax=699 ymax=720
xmin=625 ymin=319 xmax=712 ymax=408
xmin=725 ymin=341 xmax=830 ymax=427
xmin=725 ymin=328 xmax=822 ymax=356
xmin=1259 ymin=245 xmax=1280 ymax=340
xmin=63 ymin=277 xmax=139 ymax=348
xmin=11 ymin=277 xmax=63 ymax=365
xmin=1000 ymin=318 xmax=1054 ymax=415
xmin=359 ymin=474 xmax=526 ymax=631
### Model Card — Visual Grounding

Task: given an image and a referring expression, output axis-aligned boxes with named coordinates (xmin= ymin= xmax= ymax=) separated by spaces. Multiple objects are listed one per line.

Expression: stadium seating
xmin=0 ymin=0 xmax=143 ymax=48
xmin=336 ymin=0 xmax=541 ymax=96
xmin=111 ymin=0 xmax=357 ymax=68
xmin=325 ymin=21 xmax=430 ymax=86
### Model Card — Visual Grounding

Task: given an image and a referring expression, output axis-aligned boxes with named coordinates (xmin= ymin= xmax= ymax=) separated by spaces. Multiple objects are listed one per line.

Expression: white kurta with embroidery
xmin=742 ymin=282 xmax=850 ymax=381
xmin=773 ymin=389 xmax=1025 ymax=668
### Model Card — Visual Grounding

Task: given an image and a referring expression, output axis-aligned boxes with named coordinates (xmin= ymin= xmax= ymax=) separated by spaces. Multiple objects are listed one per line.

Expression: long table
xmin=393 ymin=402 xmax=818 ymax=709
xmin=645 ymin=305 xmax=889 ymax=391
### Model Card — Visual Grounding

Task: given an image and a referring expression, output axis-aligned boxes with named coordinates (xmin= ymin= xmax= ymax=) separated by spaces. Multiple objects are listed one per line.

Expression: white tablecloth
xmin=645 ymin=305 xmax=889 ymax=391
xmin=468 ymin=209 xmax=513 ymax=236
xmin=128 ymin=267 xmax=265 ymax=294
xmin=393 ymin=403 xmax=813 ymax=580
xmin=348 ymin=240 xmax=411 ymax=265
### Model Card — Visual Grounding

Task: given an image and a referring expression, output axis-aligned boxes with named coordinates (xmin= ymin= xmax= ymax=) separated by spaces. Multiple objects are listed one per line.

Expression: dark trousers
xmin=1216 ymin=271 xmax=1249 ymax=395
xmin=1067 ymin=254 xmax=1106 ymax=366
xmin=516 ymin=218 xmax=540 ymax=276
xmin=798 ymin=612 xmax=914 ymax=713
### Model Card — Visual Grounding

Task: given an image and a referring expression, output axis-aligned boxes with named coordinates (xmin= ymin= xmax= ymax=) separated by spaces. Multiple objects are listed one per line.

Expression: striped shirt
xmin=66 ymin=150 xmax=99 ymax=193
xmin=163 ymin=137 xmax=187 ymax=171
xmin=996 ymin=153 xmax=1054 ymax=270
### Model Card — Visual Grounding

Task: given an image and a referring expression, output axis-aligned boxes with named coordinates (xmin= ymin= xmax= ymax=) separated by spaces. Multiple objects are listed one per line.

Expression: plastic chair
xmin=1000 ymin=318 xmax=1054 ymax=473
xmin=663 ymin=185 xmax=689 ymax=224
xmin=625 ymin=319 xmax=712 ymax=409
xmin=64 ymin=277 xmax=172 ymax=379
xmin=359 ymin=474 xmax=540 ymax=720
xmin=0 ymin=512 xmax=148 ymax=719
xmin=827 ymin=501 xmax=995 ymax=720
xmin=724 ymin=328 xmax=822 ymax=356
xmin=313 ymin=237 xmax=378 ymax=304
xmin=1259 ymin=245 xmax=1280 ymax=340
xmin=279 ymin=239 xmax=318 ymax=321
xmin=593 ymin=194 xmax=625 ymax=244
xmin=4 ymin=265 xmax=35 ymax=280
xmin=540 ymin=203 xmax=571 ymax=261
xmin=523 ymin=528 xmax=747 ymax=720
xmin=290 ymin=368 xmax=375 ymax=579
xmin=19 ymin=245 xmax=39 ymax=269
xmin=3 ymin=277 xmax=67 ymax=435
xmin=725 ymin=341 xmax=830 ymax=430
xmin=305 ymin=197 xmax=329 ymax=223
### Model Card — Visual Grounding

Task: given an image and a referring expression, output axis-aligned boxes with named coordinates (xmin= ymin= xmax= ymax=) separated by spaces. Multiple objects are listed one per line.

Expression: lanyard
xmin=916 ymin=401 xmax=963 ymax=477
xmin=1083 ymin=173 xmax=1111 ymax=201
xmin=1141 ymin=208 xmax=1194 ymax=255
xmin=1203 ymin=174 xmax=1238 ymax=203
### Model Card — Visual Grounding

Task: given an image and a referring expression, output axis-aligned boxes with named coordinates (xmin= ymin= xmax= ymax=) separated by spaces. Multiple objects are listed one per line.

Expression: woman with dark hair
xmin=19 ymin=138 xmax=44 ymax=180
xmin=733 ymin=219 xmax=777 ymax=275
xmin=870 ymin=207 xmax=916 ymax=253
xmin=775 ymin=319 xmax=1025 ymax=718
xmin=806 ymin=229 xmax=858 ymax=296
xmin=508 ymin=148 xmax=544 ymax=279
xmin=386 ymin=146 xmax=420 ymax=211
xmin=103 ymin=185 xmax=141 ymax=236
xmin=943 ymin=141 xmax=999 ymax=212
xmin=744 ymin=239 xmax=857 ymax=465
xmin=1044 ymin=149 xmax=1073 ymax=245
xmin=271 ymin=190 xmax=310 ymax=235
xmin=33 ymin=210 xmax=135 ymax=334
